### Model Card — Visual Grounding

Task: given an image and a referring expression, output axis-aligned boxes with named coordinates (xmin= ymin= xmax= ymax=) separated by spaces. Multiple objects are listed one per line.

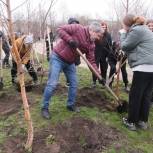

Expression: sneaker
xmin=3 ymin=63 xmax=11 ymax=69
xmin=123 ymin=117 xmax=137 ymax=131
xmin=41 ymin=108 xmax=51 ymax=119
xmin=124 ymin=86 xmax=130 ymax=93
xmin=33 ymin=80 xmax=39 ymax=86
xmin=91 ymin=82 xmax=96 ymax=88
xmin=65 ymin=82 xmax=70 ymax=88
xmin=12 ymin=77 xmax=18 ymax=85
xmin=67 ymin=105 xmax=80 ymax=113
xmin=137 ymin=121 xmax=148 ymax=130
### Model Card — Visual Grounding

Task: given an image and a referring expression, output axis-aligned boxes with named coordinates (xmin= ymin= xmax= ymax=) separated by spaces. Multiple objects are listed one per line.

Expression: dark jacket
xmin=54 ymin=24 xmax=99 ymax=72
xmin=95 ymin=32 xmax=112 ymax=60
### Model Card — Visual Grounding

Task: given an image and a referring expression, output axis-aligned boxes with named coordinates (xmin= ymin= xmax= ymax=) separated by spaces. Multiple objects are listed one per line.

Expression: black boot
xmin=67 ymin=105 xmax=80 ymax=112
xmin=41 ymin=108 xmax=51 ymax=119
xmin=124 ymin=84 xmax=130 ymax=93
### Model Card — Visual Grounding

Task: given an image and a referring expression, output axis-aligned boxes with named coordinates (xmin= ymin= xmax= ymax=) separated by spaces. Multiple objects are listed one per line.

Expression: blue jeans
xmin=42 ymin=52 xmax=78 ymax=109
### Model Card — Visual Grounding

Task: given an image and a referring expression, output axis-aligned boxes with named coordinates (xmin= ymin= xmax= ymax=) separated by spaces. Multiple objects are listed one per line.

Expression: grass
xmin=0 ymin=63 xmax=153 ymax=152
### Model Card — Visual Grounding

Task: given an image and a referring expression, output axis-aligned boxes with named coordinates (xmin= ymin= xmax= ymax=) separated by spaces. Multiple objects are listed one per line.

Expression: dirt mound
xmin=2 ymin=117 xmax=123 ymax=153
xmin=0 ymin=92 xmax=33 ymax=116
xmin=32 ymin=83 xmax=68 ymax=96
xmin=0 ymin=93 xmax=22 ymax=116
xmin=76 ymin=87 xmax=117 ymax=111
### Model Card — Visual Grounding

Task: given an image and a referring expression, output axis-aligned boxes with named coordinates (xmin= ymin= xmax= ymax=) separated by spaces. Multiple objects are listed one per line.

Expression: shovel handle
xmin=76 ymin=48 xmax=119 ymax=101
xmin=76 ymin=48 xmax=102 ymax=80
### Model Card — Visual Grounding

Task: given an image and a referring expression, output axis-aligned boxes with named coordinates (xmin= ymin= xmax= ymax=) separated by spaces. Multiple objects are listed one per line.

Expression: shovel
xmin=0 ymin=37 xmax=4 ymax=90
xmin=76 ymin=48 xmax=128 ymax=113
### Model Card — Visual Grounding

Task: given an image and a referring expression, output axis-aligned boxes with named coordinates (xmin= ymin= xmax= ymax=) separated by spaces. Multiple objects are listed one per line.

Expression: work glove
xmin=68 ymin=40 xmax=78 ymax=49
xmin=98 ymin=78 xmax=106 ymax=86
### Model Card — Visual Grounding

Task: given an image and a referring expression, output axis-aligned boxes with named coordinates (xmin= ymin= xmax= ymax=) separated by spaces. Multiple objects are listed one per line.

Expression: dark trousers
xmin=108 ymin=57 xmax=128 ymax=86
xmin=128 ymin=71 xmax=153 ymax=123
xmin=121 ymin=62 xmax=128 ymax=86
xmin=2 ymin=41 xmax=10 ymax=65
xmin=92 ymin=58 xmax=108 ymax=82
xmin=46 ymin=41 xmax=53 ymax=61
xmin=11 ymin=60 xmax=38 ymax=82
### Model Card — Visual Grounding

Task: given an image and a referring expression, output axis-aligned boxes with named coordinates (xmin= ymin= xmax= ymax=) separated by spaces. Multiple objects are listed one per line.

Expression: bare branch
xmin=120 ymin=0 xmax=127 ymax=9
xmin=0 ymin=0 xmax=7 ymax=6
xmin=41 ymin=0 xmax=58 ymax=27
xmin=11 ymin=0 xmax=28 ymax=12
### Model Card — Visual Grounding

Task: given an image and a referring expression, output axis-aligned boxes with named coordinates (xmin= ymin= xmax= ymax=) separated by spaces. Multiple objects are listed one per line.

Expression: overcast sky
xmin=8 ymin=0 xmax=153 ymax=21
xmin=10 ymin=0 xmax=117 ymax=21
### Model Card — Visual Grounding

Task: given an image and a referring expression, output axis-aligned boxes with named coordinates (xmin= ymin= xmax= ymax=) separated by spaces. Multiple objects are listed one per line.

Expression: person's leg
xmin=51 ymin=42 xmax=53 ymax=50
xmin=100 ymin=58 xmax=108 ymax=80
xmin=11 ymin=60 xmax=17 ymax=83
xmin=63 ymin=64 xmax=77 ymax=108
xmin=121 ymin=61 xmax=128 ymax=86
xmin=42 ymin=53 xmax=63 ymax=110
xmin=92 ymin=58 xmax=99 ymax=86
xmin=46 ymin=41 xmax=50 ymax=61
xmin=2 ymin=41 xmax=10 ymax=67
xmin=139 ymin=72 xmax=153 ymax=122
xmin=25 ymin=60 xmax=38 ymax=82
xmin=128 ymin=72 xmax=149 ymax=123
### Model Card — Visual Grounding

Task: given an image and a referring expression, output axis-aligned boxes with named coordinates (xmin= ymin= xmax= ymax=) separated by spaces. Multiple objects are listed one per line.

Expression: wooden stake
xmin=6 ymin=0 xmax=33 ymax=150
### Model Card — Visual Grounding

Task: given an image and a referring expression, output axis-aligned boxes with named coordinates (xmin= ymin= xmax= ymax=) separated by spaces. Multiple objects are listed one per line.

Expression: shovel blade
xmin=116 ymin=100 xmax=128 ymax=113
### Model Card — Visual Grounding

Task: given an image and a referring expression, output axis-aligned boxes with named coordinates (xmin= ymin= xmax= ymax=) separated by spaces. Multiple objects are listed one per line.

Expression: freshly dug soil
xmin=32 ymin=83 xmax=68 ymax=96
xmin=76 ymin=87 xmax=117 ymax=111
xmin=0 ymin=93 xmax=22 ymax=116
xmin=2 ymin=117 xmax=123 ymax=153
xmin=0 ymin=92 xmax=33 ymax=116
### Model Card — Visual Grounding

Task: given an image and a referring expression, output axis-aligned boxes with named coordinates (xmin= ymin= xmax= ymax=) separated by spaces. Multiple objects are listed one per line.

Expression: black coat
xmin=94 ymin=32 xmax=112 ymax=61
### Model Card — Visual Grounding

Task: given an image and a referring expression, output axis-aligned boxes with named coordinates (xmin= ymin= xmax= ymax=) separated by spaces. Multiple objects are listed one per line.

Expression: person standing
xmin=45 ymin=29 xmax=55 ymax=61
xmin=108 ymin=41 xmax=130 ymax=92
xmin=92 ymin=21 xmax=112 ymax=87
xmin=0 ymin=31 xmax=11 ymax=68
xmin=120 ymin=14 xmax=153 ymax=131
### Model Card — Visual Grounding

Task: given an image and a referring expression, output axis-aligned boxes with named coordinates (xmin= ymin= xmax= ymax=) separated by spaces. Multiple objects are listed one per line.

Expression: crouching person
xmin=11 ymin=35 xmax=38 ymax=85
xmin=41 ymin=22 xmax=104 ymax=119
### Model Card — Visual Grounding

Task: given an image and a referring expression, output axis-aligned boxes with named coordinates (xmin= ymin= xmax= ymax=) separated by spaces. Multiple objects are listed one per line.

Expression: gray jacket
xmin=120 ymin=24 xmax=153 ymax=68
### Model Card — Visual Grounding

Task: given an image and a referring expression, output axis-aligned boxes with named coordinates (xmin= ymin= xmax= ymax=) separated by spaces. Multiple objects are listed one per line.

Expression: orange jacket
xmin=13 ymin=36 xmax=31 ymax=64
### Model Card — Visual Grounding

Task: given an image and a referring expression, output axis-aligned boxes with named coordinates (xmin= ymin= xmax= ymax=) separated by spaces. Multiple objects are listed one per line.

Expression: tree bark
xmin=6 ymin=0 xmax=33 ymax=150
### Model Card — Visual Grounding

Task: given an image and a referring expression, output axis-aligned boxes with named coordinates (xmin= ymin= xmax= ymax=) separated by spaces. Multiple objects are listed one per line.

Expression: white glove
xmin=119 ymin=29 xmax=127 ymax=34
xmin=118 ymin=50 xmax=125 ymax=57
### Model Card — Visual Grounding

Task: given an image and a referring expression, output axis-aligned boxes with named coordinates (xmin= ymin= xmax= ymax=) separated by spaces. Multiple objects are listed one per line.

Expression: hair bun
xmin=133 ymin=16 xmax=145 ymax=25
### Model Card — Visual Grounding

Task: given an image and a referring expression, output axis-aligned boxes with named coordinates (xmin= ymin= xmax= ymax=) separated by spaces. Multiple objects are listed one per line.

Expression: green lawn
xmin=0 ymin=64 xmax=153 ymax=153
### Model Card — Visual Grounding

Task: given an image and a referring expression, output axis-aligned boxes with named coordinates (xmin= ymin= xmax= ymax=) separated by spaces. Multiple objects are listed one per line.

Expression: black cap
xmin=68 ymin=18 xmax=79 ymax=24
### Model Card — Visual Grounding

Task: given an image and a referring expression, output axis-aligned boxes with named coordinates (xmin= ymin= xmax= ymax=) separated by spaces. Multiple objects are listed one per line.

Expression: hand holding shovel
xmin=76 ymin=48 xmax=128 ymax=113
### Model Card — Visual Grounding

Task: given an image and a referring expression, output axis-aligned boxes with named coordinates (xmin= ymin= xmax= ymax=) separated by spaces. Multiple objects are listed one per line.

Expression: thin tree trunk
xmin=6 ymin=0 xmax=33 ymax=150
